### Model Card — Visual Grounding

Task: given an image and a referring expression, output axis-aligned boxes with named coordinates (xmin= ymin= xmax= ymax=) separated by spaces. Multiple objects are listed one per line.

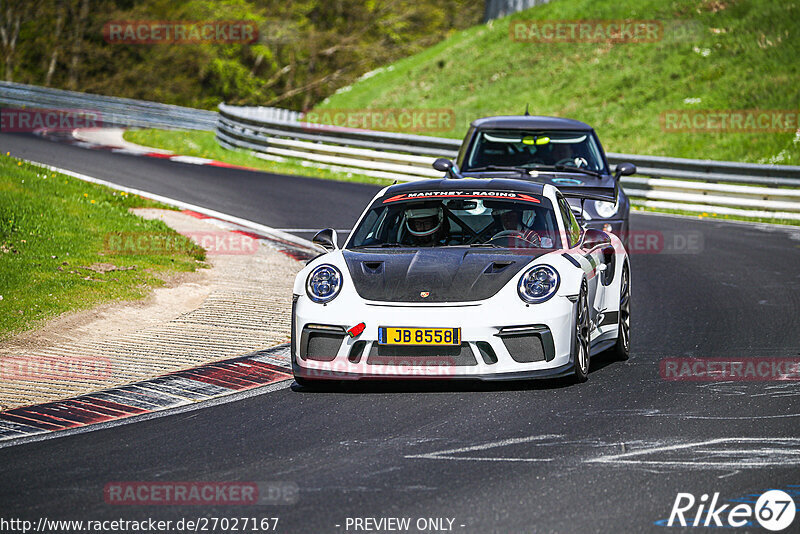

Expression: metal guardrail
xmin=217 ymin=103 xmax=800 ymax=220
xmin=484 ymin=0 xmax=552 ymax=23
xmin=0 ymin=81 xmax=217 ymax=130
xmin=2 ymin=83 xmax=797 ymax=220
xmin=218 ymin=104 xmax=459 ymax=157
xmin=217 ymin=105 xmax=304 ymax=124
xmin=605 ymin=152 xmax=800 ymax=188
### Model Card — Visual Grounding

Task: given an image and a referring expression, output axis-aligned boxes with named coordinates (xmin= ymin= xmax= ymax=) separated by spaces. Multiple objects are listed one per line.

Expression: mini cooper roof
xmin=470 ymin=115 xmax=593 ymax=131
xmin=379 ymin=178 xmax=548 ymax=199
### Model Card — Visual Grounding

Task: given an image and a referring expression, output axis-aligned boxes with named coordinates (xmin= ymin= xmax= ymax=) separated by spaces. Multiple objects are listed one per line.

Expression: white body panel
xmin=291 ymin=185 xmax=629 ymax=381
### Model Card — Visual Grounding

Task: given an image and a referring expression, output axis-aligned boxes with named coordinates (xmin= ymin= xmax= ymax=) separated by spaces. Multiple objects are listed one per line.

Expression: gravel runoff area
xmin=0 ymin=208 xmax=303 ymax=411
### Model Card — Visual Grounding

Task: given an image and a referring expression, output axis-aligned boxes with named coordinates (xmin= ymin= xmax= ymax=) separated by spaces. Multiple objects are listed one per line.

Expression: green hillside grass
xmin=0 ymin=156 xmax=205 ymax=339
xmin=314 ymin=0 xmax=800 ymax=165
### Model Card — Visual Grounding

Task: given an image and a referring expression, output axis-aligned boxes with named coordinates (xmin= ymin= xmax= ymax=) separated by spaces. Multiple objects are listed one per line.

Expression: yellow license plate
xmin=378 ymin=327 xmax=461 ymax=346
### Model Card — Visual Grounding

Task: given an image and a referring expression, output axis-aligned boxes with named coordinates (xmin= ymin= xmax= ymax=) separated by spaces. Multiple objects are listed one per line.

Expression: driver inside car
xmin=548 ymin=142 xmax=573 ymax=165
xmin=404 ymin=206 xmax=449 ymax=246
xmin=548 ymin=142 xmax=588 ymax=169
xmin=491 ymin=209 xmax=541 ymax=247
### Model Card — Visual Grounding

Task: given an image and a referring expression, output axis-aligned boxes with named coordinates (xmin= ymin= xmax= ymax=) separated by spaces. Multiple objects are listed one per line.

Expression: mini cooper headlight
xmin=518 ymin=265 xmax=560 ymax=304
xmin=593 ymin=199 xmax=619 ymax=218
xmin=306 ymin=264 xmax=342 ymax=303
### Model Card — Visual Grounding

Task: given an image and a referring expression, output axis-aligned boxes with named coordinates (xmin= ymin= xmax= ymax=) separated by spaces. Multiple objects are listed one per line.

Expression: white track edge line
xmin=0 ymin=378 xmax=293 ymax=450
xmin=19 ymin=157 xmax=324 ymax=252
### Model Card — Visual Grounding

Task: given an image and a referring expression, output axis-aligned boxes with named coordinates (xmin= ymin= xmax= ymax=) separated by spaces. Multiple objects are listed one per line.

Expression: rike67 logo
xmin=666 ymin=490 xmax=796 ymax=531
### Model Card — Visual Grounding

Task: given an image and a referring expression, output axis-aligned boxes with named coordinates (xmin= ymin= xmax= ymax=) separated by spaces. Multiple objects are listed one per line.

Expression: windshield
xmin=463 ymin=129 xmax=606 ymax=173
xmin=348 ymin=195 xmax=561 ymax=249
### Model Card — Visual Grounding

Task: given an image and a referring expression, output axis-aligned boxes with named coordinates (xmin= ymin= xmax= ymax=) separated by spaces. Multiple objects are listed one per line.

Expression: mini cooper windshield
xmin=348 ymin=196 xmax=561 ymax=249
xmin=463 ymin=130 xmax=606 ymax=173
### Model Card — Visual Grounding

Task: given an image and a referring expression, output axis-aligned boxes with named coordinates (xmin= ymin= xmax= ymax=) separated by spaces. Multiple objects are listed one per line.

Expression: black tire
xmin=611 ymin=263 xmax=631 ymax=361
xmin=572 ymin=280 xmax=590 ymax=383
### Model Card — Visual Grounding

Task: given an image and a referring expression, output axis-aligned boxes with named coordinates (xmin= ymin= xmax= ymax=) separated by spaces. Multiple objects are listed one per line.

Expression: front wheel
xmin=610 ymin=263 xmax=630 ymax=361
xmin=571 ymin=280 xmax=590 ymax=383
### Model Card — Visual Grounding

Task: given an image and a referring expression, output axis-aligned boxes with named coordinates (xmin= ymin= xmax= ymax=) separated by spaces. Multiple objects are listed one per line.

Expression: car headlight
xmin=593 ymin=199 xmax=618 ymax=218
xmin=306 ymin=264 xmax=343 ymax=303
xmin=518 ymin=265 xmax=560 ymax=304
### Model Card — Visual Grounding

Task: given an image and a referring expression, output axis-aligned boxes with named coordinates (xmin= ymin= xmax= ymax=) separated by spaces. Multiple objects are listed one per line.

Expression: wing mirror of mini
xmin=614 ymin=162 xmax=637 ymax=181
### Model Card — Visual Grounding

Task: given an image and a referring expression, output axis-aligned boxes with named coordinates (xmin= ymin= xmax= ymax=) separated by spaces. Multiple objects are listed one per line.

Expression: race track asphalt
xmin=1 ymin=132 xmax=799 ymax=533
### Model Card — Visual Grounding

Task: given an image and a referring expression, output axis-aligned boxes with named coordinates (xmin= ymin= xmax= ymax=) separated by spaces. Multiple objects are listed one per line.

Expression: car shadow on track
xmin=291 ymin=351 xmax=622 ymax=394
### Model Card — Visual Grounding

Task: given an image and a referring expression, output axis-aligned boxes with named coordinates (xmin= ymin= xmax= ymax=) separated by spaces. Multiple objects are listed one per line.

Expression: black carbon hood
xmin=343 ymin=248 xmax=548 ymax=303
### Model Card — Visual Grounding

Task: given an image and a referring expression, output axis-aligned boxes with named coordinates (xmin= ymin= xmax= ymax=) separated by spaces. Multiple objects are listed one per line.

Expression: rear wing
xmin=559 ymin=186 xmax=617 ymax=225
xmin=558 ymin=185 xmax=617 ymax=203
xmin=520 ymin=173 xmax=619 ymax=203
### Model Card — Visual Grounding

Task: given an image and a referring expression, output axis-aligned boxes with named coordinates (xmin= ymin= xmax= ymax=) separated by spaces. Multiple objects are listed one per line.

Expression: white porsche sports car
xmin=291 ymin=177 xmax=630 ymax=385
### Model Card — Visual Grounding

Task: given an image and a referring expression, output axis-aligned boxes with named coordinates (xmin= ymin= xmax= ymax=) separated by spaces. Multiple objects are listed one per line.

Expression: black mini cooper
xmin=434 ymin=115 xmax=636 ymax=237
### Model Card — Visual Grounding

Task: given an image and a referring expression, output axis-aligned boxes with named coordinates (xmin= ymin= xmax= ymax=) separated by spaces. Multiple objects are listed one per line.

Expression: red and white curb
xmin=0 ymin=345 xmax=292 ymax=444
xmin=1 ymin=158 xmax=321 ymax=446
xmin=139 ymin=151 xmax=260 ymax=171
xmin=38 ymin=127 xmax=264 ymax=172
xmin=179 ymin=209 xmax=317 ymax=262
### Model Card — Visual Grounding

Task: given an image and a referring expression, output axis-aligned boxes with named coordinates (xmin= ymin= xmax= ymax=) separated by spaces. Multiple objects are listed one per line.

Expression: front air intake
xmin=348 ymin=340 xmax=368 ymax=363
xmin=300 ymin=324 xmax=346 ymax=361
xmin=497 ymin=325 xmax=555 ymax=363
xmin=475 ymin=342 xmax=498 ymax=364
xmin=366 ymin=343 xmax=478 ymax=366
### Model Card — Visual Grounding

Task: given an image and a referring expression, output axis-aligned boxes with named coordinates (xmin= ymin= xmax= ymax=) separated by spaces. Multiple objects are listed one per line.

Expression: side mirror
xmin=582 ymin=228 xmax=611 ymax=250
xmin=614 ymin=162 xmax=637 ymax=180
xmin=312 ymin=228 xmax=338 ymax=251
xmin=432 ymin=158 xmax=454 ymax=172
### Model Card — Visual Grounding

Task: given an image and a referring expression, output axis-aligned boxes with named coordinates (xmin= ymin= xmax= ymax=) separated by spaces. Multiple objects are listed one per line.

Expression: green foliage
xmin=3 ymin=0 xmax=482 ymax=110
xmin=0 ymin=155 xmax=205 ymax=338
xmin=318 ymin=0 xmax=800 ymax=165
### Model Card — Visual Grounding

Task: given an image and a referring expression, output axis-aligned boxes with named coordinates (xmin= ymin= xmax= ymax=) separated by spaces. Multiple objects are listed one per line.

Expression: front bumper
xmin=293 ymin=362 xmax=575 ymax=381
xmin=292 ymin=292 xmax=577 ymax=381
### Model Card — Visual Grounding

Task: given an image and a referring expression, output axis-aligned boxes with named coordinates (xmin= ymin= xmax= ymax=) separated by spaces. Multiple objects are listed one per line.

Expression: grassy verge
xmin=631 ymin=204 xmax=800 ymax=226
xmin=0 ymin=155 xmax=206 ymax=340
xmin=123 ymin=129 xmax=393 ymax=187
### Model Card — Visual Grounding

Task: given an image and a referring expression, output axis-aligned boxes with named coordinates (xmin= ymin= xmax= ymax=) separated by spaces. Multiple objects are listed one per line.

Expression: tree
xmin=0 ymin=0 xmax=482 ymax=108
xmin=0 ymin=0 xmax=34 ymax=80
